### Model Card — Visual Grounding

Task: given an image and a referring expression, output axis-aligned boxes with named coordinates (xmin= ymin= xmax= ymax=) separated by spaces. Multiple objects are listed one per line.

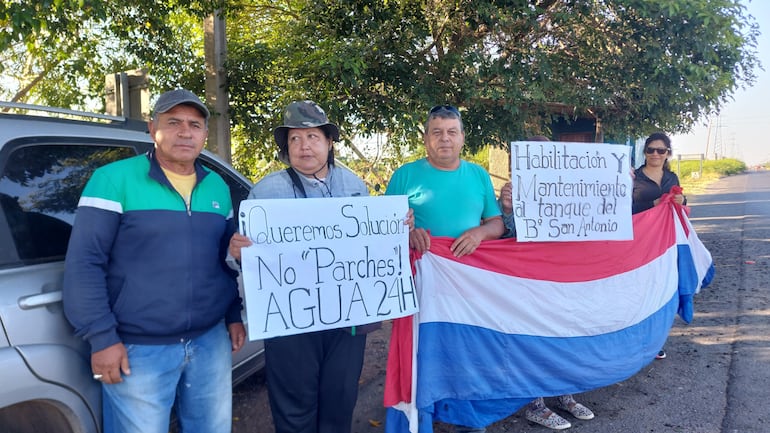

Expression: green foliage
xmin=676 ymin=157 xmax=746 ymax=193
xmin=224 ymin=0 xmax=761 ymax=172
xmin=0 ymin=0 xmax=218 ymax=105
xmin=676 ymin=158 xmax=746 ymax=177
xmin=0 ymin=1 xmax=109 ymax=59
xmin=463 ymin=145 xmax=490 ymax=171
xmin=0 ymin=0 xmax=761 ymax=182
xmin=0 ymin=0 xmax=111 ymax=104
xmin=704 ymin=158 xmax=747 ymax=176
xmin=340 ymin=156 xmax=410 ymax=196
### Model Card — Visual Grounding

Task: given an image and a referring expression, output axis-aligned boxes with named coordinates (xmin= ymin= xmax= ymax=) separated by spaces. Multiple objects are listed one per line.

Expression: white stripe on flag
xmin=416 ymin=247 xmax=679 ymax=337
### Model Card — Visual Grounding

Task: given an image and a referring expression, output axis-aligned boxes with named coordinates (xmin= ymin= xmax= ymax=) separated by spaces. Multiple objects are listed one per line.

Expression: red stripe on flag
xmin=426 ymin=203 xmax=678 ymax=282
xmin=384 ymin=316 xmax=413 ymax=406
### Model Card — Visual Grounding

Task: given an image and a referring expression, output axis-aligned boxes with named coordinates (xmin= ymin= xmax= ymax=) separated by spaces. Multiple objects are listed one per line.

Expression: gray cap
xmin=152 ymin=89 xmax=210 ymax=120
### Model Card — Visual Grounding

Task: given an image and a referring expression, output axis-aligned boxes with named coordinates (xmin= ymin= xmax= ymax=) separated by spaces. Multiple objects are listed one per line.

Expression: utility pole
xmin=704 ymin=116 xmax=713 ymax=160
xmin=204 ymin=10 xmax=231 ymax=163
xmin=714 ymin=115 xmax=723 ymax=160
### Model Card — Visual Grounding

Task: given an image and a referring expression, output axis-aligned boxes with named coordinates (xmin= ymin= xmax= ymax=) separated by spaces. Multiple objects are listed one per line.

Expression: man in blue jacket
xmin=63 ymin=89 xmax=245 ymax=433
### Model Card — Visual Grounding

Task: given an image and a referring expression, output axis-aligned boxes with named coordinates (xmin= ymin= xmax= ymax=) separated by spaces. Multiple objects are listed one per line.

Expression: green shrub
xmin=674 ymin=158 xmax=746 ymax=177
xmin=674 ymin=158 xmax=746 ymax=194
xmin=707 ymin=159 xmax=747 ymax=175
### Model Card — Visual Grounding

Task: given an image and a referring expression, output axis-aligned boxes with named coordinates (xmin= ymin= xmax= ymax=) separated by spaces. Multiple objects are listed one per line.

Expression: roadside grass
xmin=675 ymin=158 xmax=747 ymax=196
xmin=678 ymin=171 xmax=722 ymax=195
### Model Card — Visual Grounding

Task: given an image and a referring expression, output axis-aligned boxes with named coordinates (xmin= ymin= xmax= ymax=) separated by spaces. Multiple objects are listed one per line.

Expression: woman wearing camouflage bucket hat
xmin=273 ymin=100 xmax=339 ymax=170
xmin=228 ymin=100 xmax=376 ymax=433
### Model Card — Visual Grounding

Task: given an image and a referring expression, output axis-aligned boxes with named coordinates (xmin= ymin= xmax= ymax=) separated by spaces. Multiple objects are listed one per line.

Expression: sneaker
xmin=525 ymin=407 xmax=572 ymax=430
xmin=556 ymin=400 xmax=595 ymax=420
xmin=655 ymin=349 xmax=667 ymax=359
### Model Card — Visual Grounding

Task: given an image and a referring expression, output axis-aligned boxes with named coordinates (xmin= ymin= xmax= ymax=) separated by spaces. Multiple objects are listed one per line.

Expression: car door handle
xmin=18 ymin=291 xmax=63 ymax=310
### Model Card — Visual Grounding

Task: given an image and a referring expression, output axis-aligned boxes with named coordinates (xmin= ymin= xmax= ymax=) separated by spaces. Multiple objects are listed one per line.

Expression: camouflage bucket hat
xmin=273 ymin=100 xmax=340 ymax=164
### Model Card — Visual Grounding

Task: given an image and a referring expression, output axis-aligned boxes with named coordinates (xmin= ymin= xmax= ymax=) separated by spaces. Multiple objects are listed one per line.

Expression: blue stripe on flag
xmin=413 ymin=292 xmax=678 ymax=429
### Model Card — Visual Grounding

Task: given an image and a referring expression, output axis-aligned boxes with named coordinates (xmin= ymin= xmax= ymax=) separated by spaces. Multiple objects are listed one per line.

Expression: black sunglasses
xmin=645 ymin=147 xmax=669 ymax=155
xmin=429 ymin=105 xmax=461 ymax=117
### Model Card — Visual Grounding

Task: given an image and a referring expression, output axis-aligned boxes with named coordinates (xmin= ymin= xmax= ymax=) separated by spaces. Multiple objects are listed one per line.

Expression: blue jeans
xmin=102 ymin=322 xmax=232 ymax=433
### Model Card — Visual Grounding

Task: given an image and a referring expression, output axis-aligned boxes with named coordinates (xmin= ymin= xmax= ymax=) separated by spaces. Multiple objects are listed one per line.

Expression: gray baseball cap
xmin=152 ymin=89 xmax=210 ymax=120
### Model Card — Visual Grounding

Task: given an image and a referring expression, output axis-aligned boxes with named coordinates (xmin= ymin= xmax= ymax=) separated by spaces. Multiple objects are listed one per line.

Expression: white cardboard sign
xmin=510 ymin=141 xmax=633 ymax=242
xmin=238 ymin=195 xmax=417 ymax=339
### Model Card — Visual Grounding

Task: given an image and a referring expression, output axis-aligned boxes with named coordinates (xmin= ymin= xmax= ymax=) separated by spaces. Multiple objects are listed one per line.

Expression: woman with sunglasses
xmin=631 ymin=132 xmax=687 ymax=213
xmin=632 ymin=132 xmax=686 ymax=215
xmin=632 ymin=131 xmax=686 ymax=360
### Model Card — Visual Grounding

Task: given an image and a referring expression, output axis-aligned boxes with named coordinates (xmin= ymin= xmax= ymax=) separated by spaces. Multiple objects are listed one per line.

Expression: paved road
xmin=231 ymin=170 xmax=770 ymax=433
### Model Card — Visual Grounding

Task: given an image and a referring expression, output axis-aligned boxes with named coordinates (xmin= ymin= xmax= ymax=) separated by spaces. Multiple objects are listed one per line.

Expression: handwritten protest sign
xmin=238 ymin=195 xmax=417 ymax=340
xmin=509 ymin=141 xmax=633 ymax=242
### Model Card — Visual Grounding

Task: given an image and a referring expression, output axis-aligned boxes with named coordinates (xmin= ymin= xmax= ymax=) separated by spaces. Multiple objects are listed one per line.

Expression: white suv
xmin=0 ymin=103 xmax=264 ymax=433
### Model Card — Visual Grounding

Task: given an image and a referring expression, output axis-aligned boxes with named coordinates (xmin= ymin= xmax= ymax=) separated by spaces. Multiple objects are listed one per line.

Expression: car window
xmin=0 ymin=143 xmax=136 ymax=268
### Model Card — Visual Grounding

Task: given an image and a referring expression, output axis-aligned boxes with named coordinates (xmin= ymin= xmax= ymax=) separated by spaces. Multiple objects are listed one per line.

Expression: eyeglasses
xmin=429 ymin=105 xmax=461 ymax=118
xmin=645 ymin=147 xmax=669 ymax=155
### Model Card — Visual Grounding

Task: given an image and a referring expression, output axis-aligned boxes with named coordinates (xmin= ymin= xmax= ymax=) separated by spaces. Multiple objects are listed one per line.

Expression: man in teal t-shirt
xmin=385 ymin=106 xmax=504 ymax=433
xmin=386 ymin=105 xmax=503 ymax=258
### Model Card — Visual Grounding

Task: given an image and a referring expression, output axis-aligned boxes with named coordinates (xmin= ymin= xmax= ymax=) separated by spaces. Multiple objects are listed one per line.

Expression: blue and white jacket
xmin=63 ymin=150 xmax=241 ymax=353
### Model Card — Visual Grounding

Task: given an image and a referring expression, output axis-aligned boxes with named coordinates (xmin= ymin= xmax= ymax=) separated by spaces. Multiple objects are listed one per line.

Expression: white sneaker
xmin=556 ymin=400 xmax=595 ymax=420
xmin=525 ymin=407 xmax=572 ymax=430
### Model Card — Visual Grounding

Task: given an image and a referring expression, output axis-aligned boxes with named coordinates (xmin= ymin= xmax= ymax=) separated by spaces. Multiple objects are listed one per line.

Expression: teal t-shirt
xmin=385 ymin=158 xmax=501 ymax=238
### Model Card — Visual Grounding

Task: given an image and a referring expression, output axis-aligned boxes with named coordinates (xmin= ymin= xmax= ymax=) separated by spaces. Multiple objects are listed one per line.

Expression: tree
xmin=0 ymin=1 xmax=221 ymax=106
xmin=0 ymin=1 xmax=110 ymax=105
xmin=226 ymin=0 xmax=759 ymax=154
xmin=1 ymin=0 xmax=761 ymax=181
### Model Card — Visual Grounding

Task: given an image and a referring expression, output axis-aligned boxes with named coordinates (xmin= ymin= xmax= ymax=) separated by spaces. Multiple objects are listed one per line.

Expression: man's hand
xmin=450 ymin=217 xmax=505 ymax=257
xmin=404 ymin=208 xmax=415 ymax=231
xmin=228 ymin=233 xmax=252 ymax=262
xmin=229 ymin=322 xmax=246 ymax=353
xmin=499 ymin=182 xmax=513 ymax=214
xmin=92 ymin=342 xmax=130 ymax=384
xmin=450 ymin=226 xmax=485 ymax=257
xmin=409 ymin=228 xmax=431 ymax=253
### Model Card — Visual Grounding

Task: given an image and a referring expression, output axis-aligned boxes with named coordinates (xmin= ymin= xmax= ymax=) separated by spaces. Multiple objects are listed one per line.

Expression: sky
xmin=671 ymin=0 xmax=770 ymax=166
